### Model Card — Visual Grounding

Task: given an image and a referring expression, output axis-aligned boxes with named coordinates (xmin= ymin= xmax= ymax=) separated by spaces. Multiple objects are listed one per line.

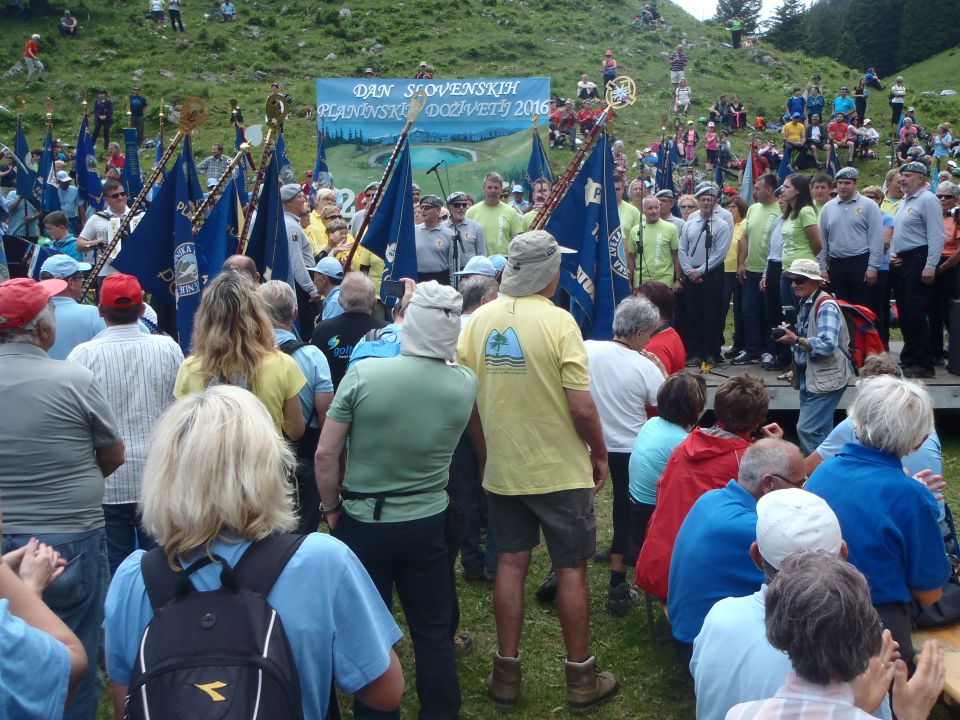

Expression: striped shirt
xmin=725 ymin=673 xmax=874 ymax=720
xmin=67 ymin=324 xmax=184 ymax=504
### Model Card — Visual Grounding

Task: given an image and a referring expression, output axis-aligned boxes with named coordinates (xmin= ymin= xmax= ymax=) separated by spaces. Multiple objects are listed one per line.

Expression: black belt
xmin=341 ymin=487 xmax=439 ymax=520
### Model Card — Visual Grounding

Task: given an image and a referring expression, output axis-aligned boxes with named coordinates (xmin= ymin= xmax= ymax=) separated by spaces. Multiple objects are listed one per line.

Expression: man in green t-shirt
xmin=465 ymin=171 xmax=524 ymax=255
xmin=522 ymin=178 xmax=551 ymax=231
xmin=316 ymin=281 xmax=478 ymax=717
xmin=735 ymin=173 xmax=781 ymax=364
xmin=616 ymin=176 xmax=641 ymax=270
xmin=629 ymin=196 xmax=680 ymax=288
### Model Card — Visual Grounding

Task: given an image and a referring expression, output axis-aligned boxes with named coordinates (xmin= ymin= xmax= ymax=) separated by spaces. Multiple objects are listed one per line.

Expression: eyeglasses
xmin=680 ymin=204 xmax=696 ymax=210
xmin=451 ymin=202 xmax=468 ymax=208
xmin=937 ymin=195 xmax=955 ymax=199
xmin=769 ymin=473 xmax=807 ymax=489
xmin=105 ymin=192 xmax=126 ymax=199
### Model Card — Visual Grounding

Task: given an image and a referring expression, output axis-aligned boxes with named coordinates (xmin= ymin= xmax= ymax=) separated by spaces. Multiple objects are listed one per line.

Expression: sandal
xmin=776 ymin=370 xmax=793 ymax=382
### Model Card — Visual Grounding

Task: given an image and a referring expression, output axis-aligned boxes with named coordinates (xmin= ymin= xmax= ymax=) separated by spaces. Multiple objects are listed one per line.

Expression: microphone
xmin=426 ymin=160 xmax=444 ymax=175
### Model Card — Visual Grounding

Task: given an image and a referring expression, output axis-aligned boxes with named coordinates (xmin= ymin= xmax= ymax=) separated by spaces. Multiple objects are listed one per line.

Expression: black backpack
xmin=126 ymin=534 xmax=308 ymax=720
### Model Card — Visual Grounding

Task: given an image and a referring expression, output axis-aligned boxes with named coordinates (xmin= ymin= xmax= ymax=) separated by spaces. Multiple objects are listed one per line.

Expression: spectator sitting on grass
xmin=59 ymin=9 xmax=78 ymax=36
xmin=577 ymin=74 xmax=599 ymax=100
xmin=674 ymin=79 xmax=692 ymax=115
xmin=220 ymin=0 xmax=235 ymax=21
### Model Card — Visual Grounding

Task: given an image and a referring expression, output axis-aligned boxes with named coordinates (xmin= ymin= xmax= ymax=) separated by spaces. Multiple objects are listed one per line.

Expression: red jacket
xmin=634 ymin=426 xmax=751 ymax=599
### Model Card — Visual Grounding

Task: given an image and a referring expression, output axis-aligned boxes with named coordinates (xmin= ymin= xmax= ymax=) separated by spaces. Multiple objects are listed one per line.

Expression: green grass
xmin=5 ymin=0 xmax=951 ymax=197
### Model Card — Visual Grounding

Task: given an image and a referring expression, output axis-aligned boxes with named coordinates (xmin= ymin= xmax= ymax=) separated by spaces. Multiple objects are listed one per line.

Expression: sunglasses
xmin=769 ymin=472 xmax=807 ymax=489
xmin=937 ymin=194 xmax=955 ymax=199
xmin=789 ymin=277 xmax=809 ymax=286
xmin=106 ymin=192 xmax=126 ymax=199
xmin=451 ymin=202 xmax=468 ymax=208
xmin=680 ymin=204 xmax=696 ymax=210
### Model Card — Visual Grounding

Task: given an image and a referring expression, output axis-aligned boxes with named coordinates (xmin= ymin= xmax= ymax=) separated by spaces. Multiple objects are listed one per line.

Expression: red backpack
xmin=814 ymin=295 xmax=885 ymax=370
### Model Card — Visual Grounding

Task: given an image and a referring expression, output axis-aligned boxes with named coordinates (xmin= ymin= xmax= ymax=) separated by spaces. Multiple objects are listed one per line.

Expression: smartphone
xmin=382 ymin=280 xmax=406 ymax=299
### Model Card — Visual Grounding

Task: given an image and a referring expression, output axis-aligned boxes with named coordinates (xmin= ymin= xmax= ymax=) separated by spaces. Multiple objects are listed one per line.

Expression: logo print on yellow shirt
xmin=485 ymin=328 xmax=525 ymax=371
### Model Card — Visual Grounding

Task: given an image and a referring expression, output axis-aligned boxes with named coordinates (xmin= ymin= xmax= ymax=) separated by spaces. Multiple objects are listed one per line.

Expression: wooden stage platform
xmin=701 ymin=343 xmax=960 ymax=411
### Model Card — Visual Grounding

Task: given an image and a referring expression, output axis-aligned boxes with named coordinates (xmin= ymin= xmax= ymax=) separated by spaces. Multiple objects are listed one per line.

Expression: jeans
xmin=333 ymin=511 xmax=461 ymax=720
xmin=103 ymin=503 xmax=157 ymax=576
xmin=3 ymin=529 xmax=108 ymax=720
xmin=447 ymin=433 xmax=497 ymax=579
xmin=741 ymin=270 xmax=766 ymax=355
xmin=796 ymin=372 xmax=845 ymax=455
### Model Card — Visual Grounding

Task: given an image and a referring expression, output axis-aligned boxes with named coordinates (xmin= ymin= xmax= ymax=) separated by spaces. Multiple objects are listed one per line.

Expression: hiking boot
xmin=453 ymin=633 xmax=475 ymax=657
xmin=535 ymin=570 xmax=557 ymax=604
xmin=685 ymin=355 xmax=703 ymax=368
xmin=606 ymin=582 xmax=639 ymax=617
xmin=486 ymin=651 xmax=521 ymax=713
xmin=592 ymin=547 xmax=612 ymax=564
xmin=565 ymin=656 xmax=619 ymax=715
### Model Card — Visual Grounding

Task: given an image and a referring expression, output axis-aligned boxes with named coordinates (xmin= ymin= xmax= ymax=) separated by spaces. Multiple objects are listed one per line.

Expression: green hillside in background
xmin=4 ymin=0 xmax=957 ymax=195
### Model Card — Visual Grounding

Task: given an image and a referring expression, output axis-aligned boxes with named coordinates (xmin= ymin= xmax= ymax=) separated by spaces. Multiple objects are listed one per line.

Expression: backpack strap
xmin=278 ymin=338 xmax=309 ymax=355
xmin=141 ymin=547 xmax=222 ymax=612
xmin=231 ymin=533 xmax=309 ymax=597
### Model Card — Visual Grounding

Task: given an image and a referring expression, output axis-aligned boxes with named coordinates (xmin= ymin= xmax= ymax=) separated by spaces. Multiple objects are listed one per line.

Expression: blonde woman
xmin=103 ymin=385 xmax=404 ymax=720
xmin=173 ymin=271 xmax=306 ymax=439
xmin=677 ymin=193 xmax=697 ymax=221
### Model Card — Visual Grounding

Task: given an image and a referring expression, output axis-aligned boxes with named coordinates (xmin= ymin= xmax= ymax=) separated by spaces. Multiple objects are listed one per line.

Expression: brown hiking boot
xmin=565 ymin=656 xmax=618 ymax=715
xmin=485 ymin=651 xmax=521 ymax=713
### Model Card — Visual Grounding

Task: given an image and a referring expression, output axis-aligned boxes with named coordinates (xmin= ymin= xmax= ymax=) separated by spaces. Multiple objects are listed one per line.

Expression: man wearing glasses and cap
xmin=54 ymin=171 xmax=86 ymax=236
xmin=890 ymin=161 xmax=945 ymax=378
xmin=655 ymin=189 xmax=686 ymax=235
xmin=77 ymin=178 xmax=142 ymax=281
xmin=444 ymin=191 xmax=487 ymax=277
xmin=415 ymin=195 xmax=456 ymax=285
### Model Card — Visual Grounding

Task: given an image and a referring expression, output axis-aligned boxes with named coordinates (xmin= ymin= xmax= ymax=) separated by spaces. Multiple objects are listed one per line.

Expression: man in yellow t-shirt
xmin=457 ymin=229 xmax=617 ymax=714
xmin=465 ymin=171 xmax=523 ymax=255
xmin=782 ymin=113 xmax=806 ymax=165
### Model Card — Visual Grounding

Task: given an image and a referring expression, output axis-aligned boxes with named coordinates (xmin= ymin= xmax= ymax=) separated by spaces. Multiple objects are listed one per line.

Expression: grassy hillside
xmin=1 ymin=0 xmax=932 ymax=194
xmin=897 ymin=44 xmax=960 ymax=122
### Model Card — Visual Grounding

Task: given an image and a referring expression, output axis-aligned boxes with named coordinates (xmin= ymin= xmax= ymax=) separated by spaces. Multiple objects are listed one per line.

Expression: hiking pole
xmin=342 ymin=91 xmax=428 ymax=271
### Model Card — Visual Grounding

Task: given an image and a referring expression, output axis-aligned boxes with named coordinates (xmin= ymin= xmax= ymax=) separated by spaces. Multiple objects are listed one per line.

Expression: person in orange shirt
xmin=827 ymin=112 xmax=855 ymax=166
xmin=930 ymin=182 xmax=960 ymax=363
xmin=23 ymin=33 xmax=44 ymax=82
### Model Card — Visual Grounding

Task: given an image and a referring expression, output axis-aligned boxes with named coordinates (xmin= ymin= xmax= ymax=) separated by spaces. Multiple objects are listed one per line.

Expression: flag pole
xmin=342 ymin=90 xmax=428 ymax=271
xmin=80 ymin=97 xmax=210 ymax=295
xmin=237 ymin=92 xmax=291 ymax=254
xmin=531 ymin=77 xmax=636 ymax=231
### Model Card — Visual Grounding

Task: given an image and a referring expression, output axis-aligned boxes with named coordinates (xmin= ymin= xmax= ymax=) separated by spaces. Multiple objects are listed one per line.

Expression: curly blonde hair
xmin=189 ymin=271 xmax=277 ymax=392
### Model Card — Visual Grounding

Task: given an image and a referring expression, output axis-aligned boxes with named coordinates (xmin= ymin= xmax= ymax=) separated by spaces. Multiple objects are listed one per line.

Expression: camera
xmin=950 ymin=207 xmax=960 ymax=220
xmin=771 ymin=306 xmax=797 ymax=340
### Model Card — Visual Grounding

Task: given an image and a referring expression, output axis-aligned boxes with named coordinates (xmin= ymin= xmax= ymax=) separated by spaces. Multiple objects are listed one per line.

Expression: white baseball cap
xmin=756 ymin=488 xmax=842 ymax=570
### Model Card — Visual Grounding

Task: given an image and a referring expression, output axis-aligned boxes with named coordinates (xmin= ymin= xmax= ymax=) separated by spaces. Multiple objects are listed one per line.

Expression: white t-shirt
xmin=79 ymin=208 xmax=143 ymax=277
xmin=585 ymin=340 xmax=664 ymax=452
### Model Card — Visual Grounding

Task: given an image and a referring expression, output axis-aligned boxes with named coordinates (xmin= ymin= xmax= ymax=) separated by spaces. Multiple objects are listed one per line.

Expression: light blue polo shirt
xmin=275 ymin=328 xmax=334 ymax=428
xmin=48 ymin=296 xmax=105 ymax=360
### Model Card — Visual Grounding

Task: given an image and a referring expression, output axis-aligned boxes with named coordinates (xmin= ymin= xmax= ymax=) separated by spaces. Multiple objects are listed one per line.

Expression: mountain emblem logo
xmin=484 ymin=327 xmax=525 ymax=368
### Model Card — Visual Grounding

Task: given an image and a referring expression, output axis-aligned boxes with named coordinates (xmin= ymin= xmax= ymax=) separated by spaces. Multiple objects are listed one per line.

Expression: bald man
xmin=221 ymin=255 xmax=260 ymax=282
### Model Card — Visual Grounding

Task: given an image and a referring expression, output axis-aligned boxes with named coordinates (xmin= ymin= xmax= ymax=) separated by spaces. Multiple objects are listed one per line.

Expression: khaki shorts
xmin=670 ymin=70 xmax=685 ymax=84
xmin=488 ymin=488 xmax=596 ymax=568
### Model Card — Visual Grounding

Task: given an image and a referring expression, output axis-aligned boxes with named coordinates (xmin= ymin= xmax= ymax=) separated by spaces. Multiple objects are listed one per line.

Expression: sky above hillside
xmin=673 ymin=0 xmax=811 ymax=22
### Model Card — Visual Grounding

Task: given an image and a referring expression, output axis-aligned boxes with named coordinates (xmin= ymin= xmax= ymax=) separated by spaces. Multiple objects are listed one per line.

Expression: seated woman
xmin=103 ymin=385 xmax=405 ymax=719
xmin=727 ymin=95 xmax=746 ymax=130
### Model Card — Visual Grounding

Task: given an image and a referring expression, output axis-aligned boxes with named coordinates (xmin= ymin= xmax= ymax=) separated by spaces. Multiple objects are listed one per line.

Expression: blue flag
xmin=313 ymin=121 xmax=328 ymax=177
xmin=360 ymin=137 xmax=418 ymax=298
xmin=14 ymin=118 xmax=40 ymax=211
xmin=196 ymin=178 xmax=241 ymax=274
xmin=544 ymin=132 xmax=631 ymax=340
xmin=39 ymin=128 xmax=60 ymax=213
xmin=245 ymin=152 xmax=289 ymax=283
xmin=234 ymin=124 xmax=250 ymax=206
xmin=525 ymin=129 xmax=552 ymax=199
xmin=777 ymin=145 xmax=792 ymax=186
xmin=714 ymin=160 xmax=724 ymax=188
xmin=123 ymin=127 xmax=143 ymax=200
xmin=826 ymin=143 xmax=841 ymax=179
xmin=275 ymin=132 xmax=296 ymax=185
xmin=75 ymin=116 xmax=104 ymax=210
xmin=28 ymin=242 xmax=58 ymax=280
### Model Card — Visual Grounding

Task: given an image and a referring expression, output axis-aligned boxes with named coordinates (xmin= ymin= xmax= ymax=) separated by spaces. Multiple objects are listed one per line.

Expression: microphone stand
xmin=428 ymin=160 xmax=464 ymax=289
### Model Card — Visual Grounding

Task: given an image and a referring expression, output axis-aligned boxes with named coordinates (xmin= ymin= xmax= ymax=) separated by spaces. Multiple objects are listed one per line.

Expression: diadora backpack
xmin=814 ymin=295 xmax=885 ymax=370
xmin=126 ymin=534 xmax=308 ymax=720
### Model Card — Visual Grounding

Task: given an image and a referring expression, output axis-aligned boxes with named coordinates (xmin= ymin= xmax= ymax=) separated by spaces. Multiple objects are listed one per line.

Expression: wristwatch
xmin=319 ymin=497 xmax=343 ymax=523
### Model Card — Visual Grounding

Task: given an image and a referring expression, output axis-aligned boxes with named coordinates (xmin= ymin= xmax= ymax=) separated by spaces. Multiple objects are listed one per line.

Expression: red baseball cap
xmin=0 ymin=277 xmax=66 ymax=329
xmin=722 ymin=186 xmax=738 ymax=196
xmin=100 ymin=274 xmax=144 ymax=309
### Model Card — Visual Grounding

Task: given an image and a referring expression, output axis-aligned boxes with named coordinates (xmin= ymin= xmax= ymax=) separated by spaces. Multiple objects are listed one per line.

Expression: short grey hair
xmin=483 ymin=171 xmax=503 ymax=187
xmin=339 ymin=272 xmax=376 ymax=313
xmin=849 ymin=375 xmax=933 ymax=458
xmin=938 ymin=182 xmax=959 ymax=198
xmin=257 ymin=280 xmax=297 ymax=328
xmin=459 ymin=275 xmax=498 ymax=314
xmin=766 ymin=551 xmax=881 ymax=684
xmin=737 ymin=439 xmax=794 ymax=495
xmin=0 ymin=301 xmax=55 ymax=345
xmin=612 ymin=296 xmax=659 ymax=338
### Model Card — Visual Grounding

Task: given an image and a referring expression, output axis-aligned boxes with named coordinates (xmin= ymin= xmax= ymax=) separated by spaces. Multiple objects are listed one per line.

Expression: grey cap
xmin=419 ymin=194 xmax=443 ymax=208
xmin=694 ymin=182 xmax=720 ymax=198
xmin=500 ymin=230 xmax=576 ymax=297
xmin=654 ymin=189 xmax=675 ymax=200
xmin=900 ymin=161 xmax=929 ymax=176
xmin=279 ymin=183 xmax=303 ymax=202
xmin=834 ymin=167 xmax=859 ymax=181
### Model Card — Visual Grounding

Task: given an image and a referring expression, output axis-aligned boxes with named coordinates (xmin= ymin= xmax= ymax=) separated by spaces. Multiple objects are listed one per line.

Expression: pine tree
xmin=764 ymin=0 xmax=807 ymax=51
xmin=714 ymin=0 xmax=763 ymax=34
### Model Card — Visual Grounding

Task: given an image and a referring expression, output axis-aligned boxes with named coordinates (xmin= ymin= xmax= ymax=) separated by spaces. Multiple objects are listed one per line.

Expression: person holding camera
xmin=774 ymin=259 xmax=853 ymax=455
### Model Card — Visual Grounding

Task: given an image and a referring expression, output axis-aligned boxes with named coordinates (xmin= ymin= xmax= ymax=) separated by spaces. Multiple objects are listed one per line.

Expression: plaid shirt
xmin=793 ymin=292 xmax=842 ymax=366
xmin=197 ymin=154 xmax=231 ymax=181
xmin=726 ymin=673 xmax=875 ymax=720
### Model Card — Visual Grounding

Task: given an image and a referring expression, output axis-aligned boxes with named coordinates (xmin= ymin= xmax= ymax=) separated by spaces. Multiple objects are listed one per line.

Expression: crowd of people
xmin=3 ymin=18 xmax=960 ymax=720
